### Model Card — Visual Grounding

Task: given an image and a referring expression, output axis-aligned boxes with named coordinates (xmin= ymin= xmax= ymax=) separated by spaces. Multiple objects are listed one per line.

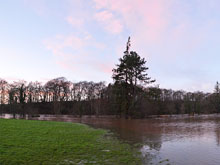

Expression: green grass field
xmin=0 ymin=119 xmax=141 ymax=165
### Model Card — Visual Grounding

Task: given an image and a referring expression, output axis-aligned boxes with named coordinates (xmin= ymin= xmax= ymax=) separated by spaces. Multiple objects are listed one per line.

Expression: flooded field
xmin=1 ymin=114 xmax=220 ymax=165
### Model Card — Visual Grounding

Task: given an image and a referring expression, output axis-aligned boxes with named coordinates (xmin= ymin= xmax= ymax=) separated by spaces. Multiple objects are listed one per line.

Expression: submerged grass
xmin=0 ymin=119 xmax=141 ymax=165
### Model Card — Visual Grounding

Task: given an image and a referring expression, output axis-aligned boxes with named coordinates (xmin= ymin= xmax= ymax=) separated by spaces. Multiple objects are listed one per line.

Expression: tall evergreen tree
xmin=215 ymin=81 xmax=220 ymax=94
xmin=112 ymin=37 xmax=155 ymax=118
xmin=113 ymin=37 xmax=154 ymax=86
xmin=214 ymin=81 xmax=220 ymax=113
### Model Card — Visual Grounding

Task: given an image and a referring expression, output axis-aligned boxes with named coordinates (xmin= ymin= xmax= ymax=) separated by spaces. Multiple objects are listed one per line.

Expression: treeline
xmin=1 ymin=38 xmax=220 ymax=118
xmin=0 ymin=77 xmax=220 ymax=118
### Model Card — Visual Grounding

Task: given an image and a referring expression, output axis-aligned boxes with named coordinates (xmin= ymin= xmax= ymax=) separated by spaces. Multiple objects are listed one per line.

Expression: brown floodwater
xmin=1 ymin=114 xmax=220 ymax=165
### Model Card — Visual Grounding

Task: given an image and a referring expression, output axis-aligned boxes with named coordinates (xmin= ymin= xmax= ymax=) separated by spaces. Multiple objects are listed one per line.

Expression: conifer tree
xmin=112 ymin=37 xmax=155 ymax=118
xmin=214 ymin=81 xmax=220 ymax=113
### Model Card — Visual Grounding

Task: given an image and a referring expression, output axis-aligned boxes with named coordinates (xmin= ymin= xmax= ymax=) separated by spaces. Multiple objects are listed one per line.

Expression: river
xmin=1 ymin=114 xmax=220 ymax=165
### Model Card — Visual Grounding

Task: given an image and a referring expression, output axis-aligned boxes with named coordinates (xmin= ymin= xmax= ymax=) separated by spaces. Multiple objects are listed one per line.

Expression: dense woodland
xmin=1 ymin=38 xmax=220 ymax=118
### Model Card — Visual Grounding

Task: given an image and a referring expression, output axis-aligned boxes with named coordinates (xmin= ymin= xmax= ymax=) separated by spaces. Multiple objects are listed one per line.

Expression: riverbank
xmin=0 ymin=119 xmax=141 ymax=165
xmin=2 ymin=113 xmax=218 ymax=120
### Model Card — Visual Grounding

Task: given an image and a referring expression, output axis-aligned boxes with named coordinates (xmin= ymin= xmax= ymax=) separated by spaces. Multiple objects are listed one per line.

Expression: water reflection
xmin=1 ymin=114 xmax=220 ymax=165
xmin=216 ymin=128 xmax=220 ymax=146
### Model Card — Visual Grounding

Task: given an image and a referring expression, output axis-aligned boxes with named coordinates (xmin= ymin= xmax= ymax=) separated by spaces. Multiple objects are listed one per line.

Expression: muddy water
xmin=1 ymin=114 xmax=220 ymax=165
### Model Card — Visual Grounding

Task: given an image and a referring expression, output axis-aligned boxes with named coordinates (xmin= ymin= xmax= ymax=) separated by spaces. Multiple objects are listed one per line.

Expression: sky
xmin=1 ymin=0 xmax=220 ymax=92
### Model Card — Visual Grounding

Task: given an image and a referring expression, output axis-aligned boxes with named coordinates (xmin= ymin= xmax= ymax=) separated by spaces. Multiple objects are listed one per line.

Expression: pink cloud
xmin=95 ymin=10 xmax=113 ymax=21
xmin=93 ymin=0 xmax=132 ymax=13
xmin=94 ymin=10 xmax=123 ymax=34
xmin=66 ymin=16 xmax=84 ymax=28
xmin=92 ymin=0 xmax=174 ymax=44
xmin=92 ymin=0 xmax=214 ymax=60
xmin=43 ymin=32 xmax=110 ymax=78
xmin=43 ymin=34 xmax=87 ymax=57
xmin=96 ymin=63 xmax=114 ymax=74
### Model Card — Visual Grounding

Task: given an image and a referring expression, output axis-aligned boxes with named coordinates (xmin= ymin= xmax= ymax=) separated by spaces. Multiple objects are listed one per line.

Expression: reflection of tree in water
xmin=212 ymin=118 xmax=220 ymax=146
xmin=215 ymin=124 xmax=220 ymax=146
xmin=141 ymin=135 xmax=162 ymax=151
xmin=140 ymin=135 xmax=162 ymax=164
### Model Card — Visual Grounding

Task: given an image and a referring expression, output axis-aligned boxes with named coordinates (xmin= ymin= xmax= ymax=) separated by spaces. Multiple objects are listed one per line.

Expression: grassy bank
xmin=0 ymin=119 xmax=141 ymax=165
